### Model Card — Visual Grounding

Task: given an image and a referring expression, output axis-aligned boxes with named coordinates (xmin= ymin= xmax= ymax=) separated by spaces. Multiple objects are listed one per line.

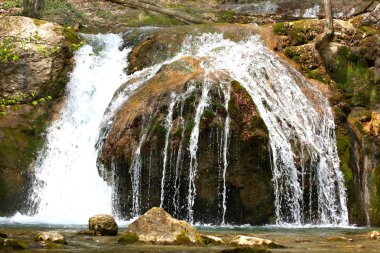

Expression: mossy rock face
xmin=118 ymin=232 xmax=139 ymax=244
xmin=347 ymin=108 xmax=380 ymax=226
xmin=0 ymin=16 xmax=73 ymax=216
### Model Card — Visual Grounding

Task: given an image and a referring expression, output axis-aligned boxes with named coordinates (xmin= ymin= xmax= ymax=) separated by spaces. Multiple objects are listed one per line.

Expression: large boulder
xmin=34 ymin=231 xmax=67 ymax=245
xmin=99 ymin=25 xmax=273 ymax=225
xmin=126 ymin=207 xmax=203 ymax=245
xmin=89 ymin=214 xmax=118 ymax=236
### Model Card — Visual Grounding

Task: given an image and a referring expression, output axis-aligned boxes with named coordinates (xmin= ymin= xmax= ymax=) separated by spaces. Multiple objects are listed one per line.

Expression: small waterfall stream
xmin=16 ymin=34 xmax=131 ymax=224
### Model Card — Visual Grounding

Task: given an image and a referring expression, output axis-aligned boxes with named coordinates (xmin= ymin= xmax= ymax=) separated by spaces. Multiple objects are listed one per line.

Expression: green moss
xmin=0 ymin=239 xmax=27 ymax=250
xmin=273 ymin=22 xmax=288 ymax=35
xmin=117 ymin=232 xmax=139 ymax=244
xmin=174 ymin=232 xmax=192 ymax=245
xmin=62 ymin=27 xmax=81 ymax=45
xmin=217 ymin=10 xmax=236 ymax=23
xmin=328 ymin=46 xmax=379 ymax=108
xmin=202 ymin=109 xmax=215 ymax=121
xmin=284 ymin=47 xmax=300 ymax=62
xmin=336 ymin=133 xmax=352 ymax=185
xmin=32 ymin=18 xmax=47 ymax=26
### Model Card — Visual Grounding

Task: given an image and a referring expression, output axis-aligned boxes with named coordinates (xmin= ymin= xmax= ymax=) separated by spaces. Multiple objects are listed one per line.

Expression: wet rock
xmin=0 ymin=238 xmax=27 ymax=250
xmin=118 ymin=232 xmax=139 ymax=244
xmin=89 ymin=214 xmax=118 ymax=236
xmin=367 ymin=231 xmax=380 ymax=240
xmin=201 ymin=234 xmax=224 ymax=245
xmin=0 ymin=16 xmax=75 ymax=99
xmin=127 ymin=207 xmax=203 ymax=245
xmin=0 ymin=232 xmax=7 ymax=238
xmin=230 ymin=235 xmax=284 ymax=248
xmin=34 ymin=231 xmax=67 ymax=245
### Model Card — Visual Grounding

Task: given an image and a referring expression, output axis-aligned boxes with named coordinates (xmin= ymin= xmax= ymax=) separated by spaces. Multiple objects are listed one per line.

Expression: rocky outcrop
xmin=347 ymin=109 xmax=380 ymax=226
xmin=0 ymin=16 xmax=76 ymax=216
xmin=126 ymin=207 xmax=203 ymax=245
xmin=34 ymin=231 xmax=67 ymax=245
xmin=88 ymin=214 xmax=118 ymax=236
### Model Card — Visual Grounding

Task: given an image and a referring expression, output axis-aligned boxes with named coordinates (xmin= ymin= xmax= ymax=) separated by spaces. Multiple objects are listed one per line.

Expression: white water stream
xmin=4 ymin=34 xmax=131 ymax=224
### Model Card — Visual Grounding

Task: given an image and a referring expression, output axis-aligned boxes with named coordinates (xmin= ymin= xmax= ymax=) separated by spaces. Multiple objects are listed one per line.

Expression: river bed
xmin=1 ymin=224 xmax=379 ymax=252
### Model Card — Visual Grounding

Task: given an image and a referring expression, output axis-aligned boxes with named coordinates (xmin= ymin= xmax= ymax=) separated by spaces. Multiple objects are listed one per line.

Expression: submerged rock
xmin=367 ymin=231 xmax=380 ymax=240
xmin=126 ymin=207 xmax=203 ymax=245
xmin=201 ymin=234 xmax=224 ymax=245
xmin=89 ymin=214 xmax=118 ymax=236
xmin=34 ymin=231 xmax=67 ymax=245
xmin=230 ymin=235 xmax=284 ymax=248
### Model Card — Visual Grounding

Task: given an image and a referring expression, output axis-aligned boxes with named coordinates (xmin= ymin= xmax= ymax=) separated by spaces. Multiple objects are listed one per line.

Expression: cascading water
xmin=179 ymin=33 xmax=348 ymax=226
xmin=220 ymin=83 xmax=231 ymax=225
xmin=15 ymin=34 xmax=131 ymax=224
xmin=100 ymin=32 xmax=348 ymax=226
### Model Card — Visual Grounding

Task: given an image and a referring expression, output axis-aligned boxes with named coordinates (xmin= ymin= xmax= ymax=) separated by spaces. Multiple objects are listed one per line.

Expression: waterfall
xmin=21 ymin=34 xmax=130 ymax=224
xmin=8 ymin=30 xmax=348 ymax=226
xmin=108 ymin=33 xmax=348 ymax=226
xmin=180 ymin=33 xmax=348 ymax=226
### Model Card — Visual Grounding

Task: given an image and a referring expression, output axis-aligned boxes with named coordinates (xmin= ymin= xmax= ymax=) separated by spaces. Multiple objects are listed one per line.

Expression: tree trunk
xmin=34 ymin=0 xmax=45 ymax=18
xmin=107 ymin=0 xmax=209 ymax=24
xmin=324 ymin=0 xmax=333 ymax=37
xmin=22 ymin=0 xmax=30 ymax=16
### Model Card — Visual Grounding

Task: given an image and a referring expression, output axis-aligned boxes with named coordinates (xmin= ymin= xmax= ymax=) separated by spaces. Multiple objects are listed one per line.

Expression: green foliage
xmin=1 ymin=0 xmax=22 ymax=9
xmin=70 ymin=41 xmax=85 ymax=51
xmin=43 ymin=0 xmax=84 ymax=26
xmin=0 ymin=37 xmax=19 ymax=63
xmin=32 ymin=95 xmax=52 ymax=106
